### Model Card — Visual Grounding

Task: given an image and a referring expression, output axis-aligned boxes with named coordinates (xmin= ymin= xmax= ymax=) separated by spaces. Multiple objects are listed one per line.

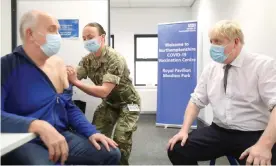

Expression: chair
xmin=73 ymin=100 xmax=86 ymax=114
xmin=210 ymin=155 xmax=238 ymax=165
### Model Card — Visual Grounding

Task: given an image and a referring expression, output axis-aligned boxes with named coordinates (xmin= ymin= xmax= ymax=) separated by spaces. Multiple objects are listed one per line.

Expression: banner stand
xmin=156 ymin=21 xmax=198 ymax=129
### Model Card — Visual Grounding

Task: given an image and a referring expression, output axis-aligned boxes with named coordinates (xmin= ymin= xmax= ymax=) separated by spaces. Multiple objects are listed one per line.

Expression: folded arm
xmin=257 ymin=59 xmax=276 ymax=147
xmin=258 ymin=107 xmax=276 ymax=148
xmin=73 ymin=81 xmax=115 ymax=98
xmin=1 ymin=82 xmax=37 ymax=133
xmin=68 ymin=57 xmax=124 ymax=98
xmin=1 ymin=110 xmax=36 ymax=133
xmin=239 ymin=59 xmax=276 ymax=165
xmin=64 ymin=86 xmax=99 ymax=138
xmin=181 ymin=64 xmax=210 ymax=132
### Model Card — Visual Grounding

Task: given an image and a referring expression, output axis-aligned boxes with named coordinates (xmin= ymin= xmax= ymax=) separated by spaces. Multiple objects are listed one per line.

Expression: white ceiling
xmin=110 ymin=0 xmax=196 ymax=8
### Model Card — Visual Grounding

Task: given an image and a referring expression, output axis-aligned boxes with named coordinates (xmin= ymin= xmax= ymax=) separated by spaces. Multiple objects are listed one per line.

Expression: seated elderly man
xmin=1 ymin=10 xmax=120 ymax=165
xmin=167 ymin=20 xmax=276 ymax=165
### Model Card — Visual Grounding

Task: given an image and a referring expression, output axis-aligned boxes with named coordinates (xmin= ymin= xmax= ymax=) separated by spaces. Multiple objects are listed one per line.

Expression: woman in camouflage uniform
xmin=67 ymin=22 xmax=141 ymax=165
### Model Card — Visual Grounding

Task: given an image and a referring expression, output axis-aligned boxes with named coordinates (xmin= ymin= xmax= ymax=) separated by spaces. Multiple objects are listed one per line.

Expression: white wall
xmin=1 ymin=0 xmax=109 ymax=122
xmin=192 ymin=0 xmax=276 ymax=124
xmin=1 ymin=0 xmax=12 ymax=56
xmin=0 ymin=1 xmax=193 ymax=120
xmin=110 ymin=7 xmax=192 ymax=113
xmin=2 ymin=0 xmax=276 ymax=125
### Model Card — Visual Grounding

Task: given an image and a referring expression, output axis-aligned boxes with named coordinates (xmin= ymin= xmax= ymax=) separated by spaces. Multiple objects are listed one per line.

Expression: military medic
xmin=66 ymin=22 xmax=141 ymax=165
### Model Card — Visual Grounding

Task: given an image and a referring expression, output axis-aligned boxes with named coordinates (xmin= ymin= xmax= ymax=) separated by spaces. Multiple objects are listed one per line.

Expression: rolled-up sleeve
xmin=190 ymin=65 xmax=210 ymax=109
xmin=77 ymin=58 xmax=88 ymax=80
xmin=258 ymin=59 xmax=276 ymax=111
xmin=102 ymin=58 xmax=124 ymax=85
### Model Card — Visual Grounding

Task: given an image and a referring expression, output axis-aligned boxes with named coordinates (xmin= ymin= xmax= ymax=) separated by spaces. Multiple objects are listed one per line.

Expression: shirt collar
xmin=14 ymin=45 xmax=37 ymax=66
xmin=223 ymin=48 xmax=246 ymax=68
xmin=13 ymin=45 xmax=26 ymax=56
xmin=90 ymin=45 xmax=108 ymax=63
xmin=88 ymin=46 xmax=108 ymax=69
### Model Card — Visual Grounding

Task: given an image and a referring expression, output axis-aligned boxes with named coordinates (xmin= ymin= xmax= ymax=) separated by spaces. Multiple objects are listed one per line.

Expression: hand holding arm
xmin=66 ymin=65 xmax=115 ymax=98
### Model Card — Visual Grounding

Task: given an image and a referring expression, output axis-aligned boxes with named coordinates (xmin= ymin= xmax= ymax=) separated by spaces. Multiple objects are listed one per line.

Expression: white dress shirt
xmin=191 ymin=49 xmax=276 ymax=131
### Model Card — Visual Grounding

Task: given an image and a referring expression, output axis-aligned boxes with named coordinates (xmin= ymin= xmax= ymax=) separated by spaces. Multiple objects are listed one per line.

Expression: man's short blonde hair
xmin=209 ymin=20 xmax=244 ymax=45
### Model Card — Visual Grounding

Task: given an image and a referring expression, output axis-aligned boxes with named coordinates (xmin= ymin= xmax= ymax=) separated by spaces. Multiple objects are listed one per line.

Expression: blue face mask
xmin=40 ymin=34 xmax=62 ymax=57
xmin=209 ymin=44 xmax=228 ymax=63
xmin=84 ymin=38 xmax=101 ymax=53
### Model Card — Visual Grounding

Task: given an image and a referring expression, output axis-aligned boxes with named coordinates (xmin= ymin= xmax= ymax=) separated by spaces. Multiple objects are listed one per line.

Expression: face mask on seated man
xmin=167 ymin=20 xmax=276 ymax=166
xmin=1 ymin=10 xmax=120 ymax=165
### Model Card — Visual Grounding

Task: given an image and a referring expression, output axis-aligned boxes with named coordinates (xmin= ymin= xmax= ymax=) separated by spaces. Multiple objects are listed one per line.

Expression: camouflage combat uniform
xmin=77 ymin=46 xmax=141 ymax=165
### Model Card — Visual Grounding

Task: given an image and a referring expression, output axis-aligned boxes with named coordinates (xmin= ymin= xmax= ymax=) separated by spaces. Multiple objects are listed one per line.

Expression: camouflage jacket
xmin=77 ymin=46 xmax=140 ymax=107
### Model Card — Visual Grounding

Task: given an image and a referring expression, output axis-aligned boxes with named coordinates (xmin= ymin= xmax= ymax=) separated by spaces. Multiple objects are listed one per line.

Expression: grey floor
xmin=129 ymin=114 xmax=230 ymax=165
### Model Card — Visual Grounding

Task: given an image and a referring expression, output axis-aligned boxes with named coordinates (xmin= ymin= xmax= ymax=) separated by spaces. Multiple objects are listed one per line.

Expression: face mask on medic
xmin=83 ymin=36 xmax=103 ymax=53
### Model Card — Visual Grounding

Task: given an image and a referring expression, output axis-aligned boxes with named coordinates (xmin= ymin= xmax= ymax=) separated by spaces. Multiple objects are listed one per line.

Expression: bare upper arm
xmin=48 ymin=56 xmax=69 ymax=89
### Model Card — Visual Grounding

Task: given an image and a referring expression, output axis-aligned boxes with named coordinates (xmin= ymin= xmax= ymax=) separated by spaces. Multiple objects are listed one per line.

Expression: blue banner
xmin=58 ymin=19 xmax=79 ymax=38
xmin=157 ymin=21 xmax=197 ymax=127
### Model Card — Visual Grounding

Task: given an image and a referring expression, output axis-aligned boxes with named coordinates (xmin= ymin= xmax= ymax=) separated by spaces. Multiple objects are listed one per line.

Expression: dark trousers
xmin=168 ymin=123 xmax=276 ymax=165
xmin=1 ymin=131 xmax=121 ymax=165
